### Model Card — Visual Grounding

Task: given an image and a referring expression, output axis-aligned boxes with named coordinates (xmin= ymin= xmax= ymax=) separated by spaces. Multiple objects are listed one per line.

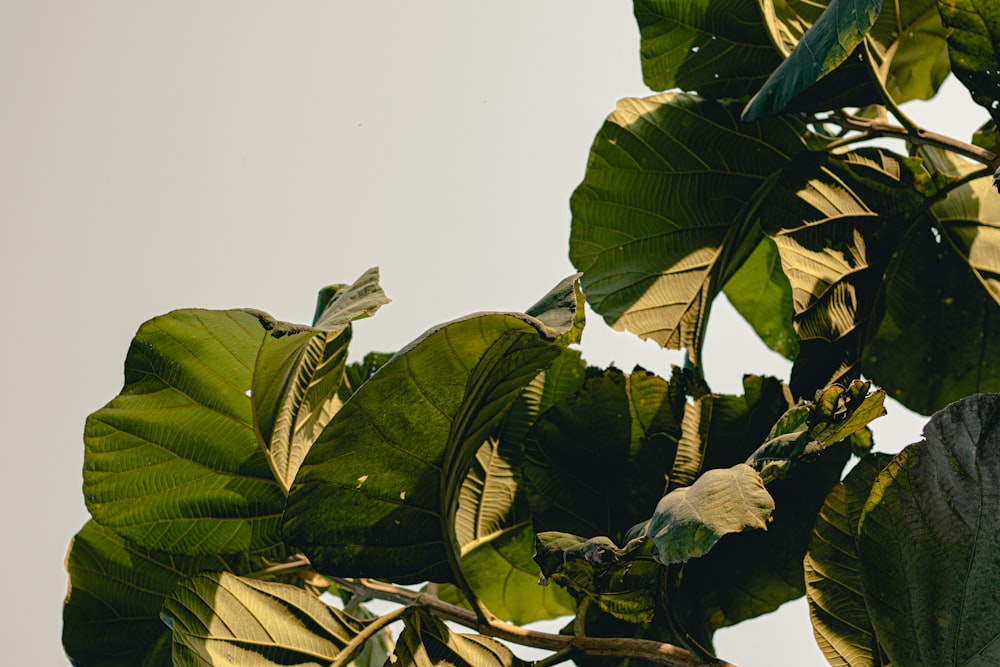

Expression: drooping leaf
xmin=647 ymin=464 xmax=775 ymax=564
xmin=857 ymin=393 xmax=1000 ymax=665
xmin=759 ymin=148 xmax=934 ymax=398
xmin=436 ymin=350 xmax=585 ymax=624
xmin=84 ymin=309 xmax=287 ymax=555
xmin=722 ymin=236 xmax=799 ymax=359
xmin=936 ymin=0 xmax=1000 ymax=124
xmin=743 ymin=0 xmax=882 ymax=120
xmin=633 ymin=0 xmax=782 ymax=98
xmin=523 ymin=367 xmax=686 ymax=543
xmin=63 ymin=520 xmax=285 ymax=667
xmin=392 ymin=608 xmax=528 ymax=667
xmin=253 ymin=267 xmax=391 ymax=491
xmin=282 ymin=277 xmax=581 ymax=584
xmin=805 ymin=454 xmax=893 ymax=667
xmin=570 ymin=92 xmax=828 ymax=365
xmin=162 ymin=571 xmax=368 ymax=666
xmin=671 ymin=441 xmax=852 ymax=648
xmin=534 ymin=532 xmax=660 ymax=624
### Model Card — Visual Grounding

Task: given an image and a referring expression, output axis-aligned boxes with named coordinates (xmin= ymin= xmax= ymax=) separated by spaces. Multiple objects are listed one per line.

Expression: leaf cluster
xmin=63 ymin=1 xmax=1000 ymax=666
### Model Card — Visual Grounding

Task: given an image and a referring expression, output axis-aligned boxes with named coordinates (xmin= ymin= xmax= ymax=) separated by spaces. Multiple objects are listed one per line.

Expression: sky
xmin=0 ymin=2 xmax=989 ymax=665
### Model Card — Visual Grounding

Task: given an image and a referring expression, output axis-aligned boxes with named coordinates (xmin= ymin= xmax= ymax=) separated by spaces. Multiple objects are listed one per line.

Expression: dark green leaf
xmin=253 ymin=267 xmax=390 ymax=491
xmin=63 ymin=521 xmax=285 ymax=667
xmin=759 ymin=148 xmax=933 ymax=397
xmin=743 ymin=0 xmax=882 ymax=120
xmin=722 ymin=236 xmax=799 ymax=359
xmin=936 ymin=0 xmax=1000 ymax=123
xmin=570 ymin=93 xmax=827 ymax=365
xmin=282 ymin=277 xmax=581 ymax=584
xmin=633 ymin=0 xmax=782 ymax=98
xmin=84 ymin=309 xmax=286 ymax=555
xmin=805 ymin=454 xmax=893 ymax=667
xmin=858 ymin=394 xmax=1000 ymax=665
xmin=392 ymin=608 xmax=528 ymax=667
xmin=524 ymin=367 xmax=685 ymax=542
xmin=162 ymin=572 xmax=368 ymax=666
xmin=339 ymin=351 xmax=396 ymax=401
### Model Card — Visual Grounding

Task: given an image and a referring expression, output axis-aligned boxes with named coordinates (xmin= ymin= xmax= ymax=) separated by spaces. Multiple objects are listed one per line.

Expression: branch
xmin=829 ymin=113 xmax=999 ymax=168
xmin=330 ymin=577 xmax=736 ymax=667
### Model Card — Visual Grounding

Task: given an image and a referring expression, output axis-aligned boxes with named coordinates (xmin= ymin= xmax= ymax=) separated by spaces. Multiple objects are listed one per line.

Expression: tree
xmin=63 ymin=0 xmax=1000 ymax=665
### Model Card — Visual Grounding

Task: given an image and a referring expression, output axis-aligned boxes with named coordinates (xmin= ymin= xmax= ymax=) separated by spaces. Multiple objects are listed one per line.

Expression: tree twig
xmin=330 ymin=577 xmax=736 ymax=667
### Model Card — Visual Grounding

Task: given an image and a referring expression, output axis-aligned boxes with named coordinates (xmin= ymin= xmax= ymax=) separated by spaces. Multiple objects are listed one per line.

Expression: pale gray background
xmin=1 ymin=2 xmax=987 ymax=664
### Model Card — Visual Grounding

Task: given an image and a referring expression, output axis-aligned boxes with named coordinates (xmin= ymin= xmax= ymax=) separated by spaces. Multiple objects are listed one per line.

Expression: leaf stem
xmin=329 ymin=605 xmax=407 ymax=667
xmin=827 ymin=113 xmax=1000 ymax=168
xmin=862 ymin=37 xmax=919 ymax=136
xmin=330 ymin=577 xmax=736 ymax=667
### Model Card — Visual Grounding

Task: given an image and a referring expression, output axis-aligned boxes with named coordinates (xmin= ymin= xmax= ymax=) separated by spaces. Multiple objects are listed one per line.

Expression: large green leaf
xmin=759 ymin=148 xmax=934 ymax=397
xmin=523 ymin=367 xmax=686 ymax=543
xmin=84 ymin=309 xmax=287 ymax=555
xmin=857 ymin=393 xmax=1000 ymax=665
xmin=252 ymin=267 xmax=390 ymax=492
xmin=570 ymin=93 xmax=826 ymax=365
xmin=805 ymin=454 xmax=893 ymax=667
xmin=391 ymin=608 xmax=528 ymax=667
xmin=63 ymin=521 xmax=284 ymax=667
xmin=633 ymin=0 xmax=782 ymax=98
xmin=936 ymin=0 xmax=1000 ymax=124
xmin=282 ymin=278 xmax=582 ymax=584
xmin=743 ymin=0 xmax=882 ymax=120
xmin=162 ymin=571 xmax=369 ymax=666
xmin=722 ymin=236 xmax=799 ymax=359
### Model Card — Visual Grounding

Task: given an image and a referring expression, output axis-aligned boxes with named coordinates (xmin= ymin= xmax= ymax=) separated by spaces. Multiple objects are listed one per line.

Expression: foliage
xmin=64 ymin=1 xmax=1000 ymax=666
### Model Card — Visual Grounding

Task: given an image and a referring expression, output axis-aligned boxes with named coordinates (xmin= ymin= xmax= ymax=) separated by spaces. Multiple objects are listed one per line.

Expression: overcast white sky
xmin=1 ymin=2 xmax=988 ymax=664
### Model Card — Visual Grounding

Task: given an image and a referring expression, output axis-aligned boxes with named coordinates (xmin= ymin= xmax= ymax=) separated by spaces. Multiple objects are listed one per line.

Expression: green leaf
xmin=84 ymin=309 xmax=287 ymax=555
xmin=282 ymin=277 xmax=581 ymax=584
xmin=570 ymin=92 xmax=826 ymax=364
xmin=722 ymin=236 xmax=799 ymax=359
xmin=743 ymin=0 xmax=882 ymax=120
xmin=857 ymin=393 xmax=1000 ymax=665
xmin=869 ymin=0 xmax=951 ymax=102
xmin=523 ymin=367 xmax=686 ymax=542
xmin=805 ymin=454 xmax=893 ymax=667
xmin=162 ymin=572 xmax=368 ymax=666
xmin=759 ymin=148 xmax=932 ymax=397
xmin=646 ymin=464 xmax=774 ymax=564
xmin=534 ymin=532 xmax=660 ymax=624
xmin=633 ymin=0 xmax=782 ymax=98
xmin=863 ymin=222 xmax=1000 ymax=414
xmin=672 ymin=441 xmax=852 ymax=647
xmin=436 ymin=350 xmax=585 ymax=624
xmin=253 ymin=267 xmax=391 ymax=491
xmin=339 ymin=351 xmax=396 ymax=401
xmin=936 ymin=0 xmax=1000 ymax=124
xmin=392 ymin=608 xmax=528 ymax=667
xmin=63 ymin=520 xmax=285 ymax=667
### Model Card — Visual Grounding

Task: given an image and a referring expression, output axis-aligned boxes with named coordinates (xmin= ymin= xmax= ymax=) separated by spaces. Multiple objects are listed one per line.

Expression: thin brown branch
xmin=330 ymin=577 xmax=736 ymax=667
xmin=830 ymin=112 xmax=999 ymax=168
